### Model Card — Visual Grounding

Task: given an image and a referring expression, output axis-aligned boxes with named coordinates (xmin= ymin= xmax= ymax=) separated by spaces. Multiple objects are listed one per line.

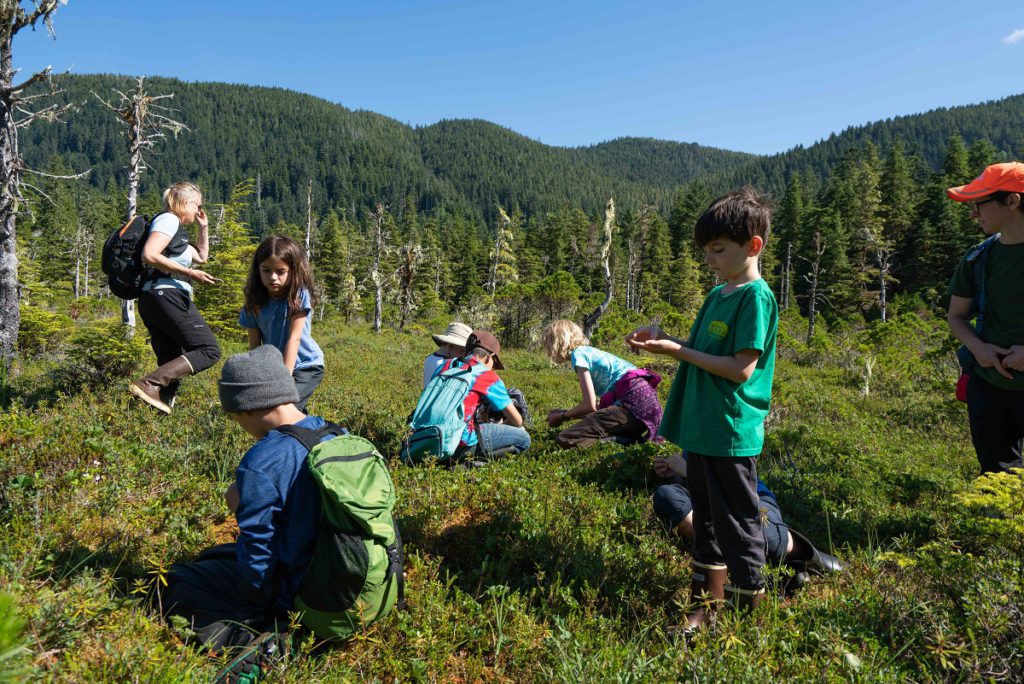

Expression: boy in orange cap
xmin=946 ymin=162 xmax=1024 ymax=473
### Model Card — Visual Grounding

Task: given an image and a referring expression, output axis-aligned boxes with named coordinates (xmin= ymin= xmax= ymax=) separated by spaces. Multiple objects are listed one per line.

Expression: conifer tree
xmin=668 ymin=180 xmax=711 ymax=257
xmin=967 ymin=138 xmax=997 ymax=177
xmin=774 ymin=176 xmax=806 ymax=307
xmin=193 ymin=180 xmax=255 ymax=338
xmin=314 ymin=209 xmax=344 ymax=309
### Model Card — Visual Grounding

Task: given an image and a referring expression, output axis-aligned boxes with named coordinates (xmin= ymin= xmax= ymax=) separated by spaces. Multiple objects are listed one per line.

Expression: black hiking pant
xmin=160 ymin=544 xmax=286 ymax=651
xmin=137 ymin=288 xmax=221 ymax=374
xmin=966 ymin=373 xmax=1024 ymax=474
xmin=687 ymin=452 xmax=766 ymax=591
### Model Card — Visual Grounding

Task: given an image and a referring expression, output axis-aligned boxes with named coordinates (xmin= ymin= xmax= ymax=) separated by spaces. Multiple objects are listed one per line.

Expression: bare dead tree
xmin=368 ymin=203 xmax=389 ymax=333
xmin=487 ymin=205 xmax=518 ymax=296
xmin=396 ymin=241 xmax=422 ymax=330
xmin=94 ymin=76 xmax=188 ymax=330
xmin=803 ymin=232 xmax=827 ymax=342
xmin=862 ymin=229 xmax=894 ymax=323
xmin=71 ymin=210 xmax=94 ymax=299
xmin=0 ymin=0 xmax=79 ymax=361
xmin=305 ymin=179 xmax=313 ymax=258
xmin=583 ymin=197 xmax=615 ymax=338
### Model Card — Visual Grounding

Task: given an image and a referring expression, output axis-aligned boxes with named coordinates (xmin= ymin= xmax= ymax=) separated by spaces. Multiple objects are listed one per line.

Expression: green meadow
xmin=1 ymin=311 xmax=1022 ymax=682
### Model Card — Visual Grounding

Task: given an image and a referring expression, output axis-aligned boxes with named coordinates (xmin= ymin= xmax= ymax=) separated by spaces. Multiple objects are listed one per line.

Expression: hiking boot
xmin=459 ymin=459 xmax=489 ymax=470
xmin=129 ymin=356 xmax=193 ymax=414
xmin=782 ymin=569 xmax=810 ymax=597
xmin=214 ymin=631 xmax=290 ymax=684
xmin=159 ymin=381 xmax=180 ymax=409
xmin=682 ymin=563 xmax=727 ymax=635
xmin=786 ymin=529 xmax=844 ymax=575
xmin=725 ymin=585 xmax=765 ymax=613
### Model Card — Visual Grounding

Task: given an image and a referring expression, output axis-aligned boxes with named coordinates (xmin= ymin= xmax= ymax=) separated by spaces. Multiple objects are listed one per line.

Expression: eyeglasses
xmin=969 ymin=197 xmax=998 ymax=213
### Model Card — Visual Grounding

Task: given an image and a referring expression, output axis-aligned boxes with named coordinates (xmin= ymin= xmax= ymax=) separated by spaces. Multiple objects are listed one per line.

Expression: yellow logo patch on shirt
xmin=708 ymin=320 xmax=729 ymax=340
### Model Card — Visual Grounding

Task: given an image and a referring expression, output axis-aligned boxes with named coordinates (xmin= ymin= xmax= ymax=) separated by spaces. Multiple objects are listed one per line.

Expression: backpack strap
xmin=966 ymin=233 xmax=999 ymax=336
xmin=384 ymin=519 xmax=406 ymax=611
xmin=275 ymin=421 xmax=347 ymax=452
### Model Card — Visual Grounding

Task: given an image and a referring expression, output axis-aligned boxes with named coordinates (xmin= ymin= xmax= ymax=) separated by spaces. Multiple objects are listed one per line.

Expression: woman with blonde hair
xmin=129 ymin=182 xmax=221 ymax=414
xmin=542 ymin=319 xmax=663 ymax=449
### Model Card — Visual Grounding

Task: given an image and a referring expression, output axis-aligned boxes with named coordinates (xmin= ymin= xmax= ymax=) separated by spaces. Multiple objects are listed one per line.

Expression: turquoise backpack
xmin=401 ymin=358 xmax=485 ymax=464
xmin=276 ymin=423 xmax=404 ymax=641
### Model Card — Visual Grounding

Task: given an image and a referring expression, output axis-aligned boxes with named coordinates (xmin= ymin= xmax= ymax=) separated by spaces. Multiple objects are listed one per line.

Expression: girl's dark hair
xmin=990 ymin=191 xmax=1024 ymax=214
xmin=694 ymin=186 xmax=772 ymax=248
xmin=244 ymin=235 xmax=317 ymax=316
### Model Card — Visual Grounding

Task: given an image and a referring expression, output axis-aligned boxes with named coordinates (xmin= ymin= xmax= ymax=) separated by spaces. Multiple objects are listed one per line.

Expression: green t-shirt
xmin=948 ymin=238 xmax=1024 ymax=391
xmin=659 ymin=278 xmax=778 ymax=457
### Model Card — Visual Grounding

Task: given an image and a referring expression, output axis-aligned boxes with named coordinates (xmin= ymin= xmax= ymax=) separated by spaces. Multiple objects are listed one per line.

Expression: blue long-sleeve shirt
xmin=234 ymin=415 xmax=326 ymax=614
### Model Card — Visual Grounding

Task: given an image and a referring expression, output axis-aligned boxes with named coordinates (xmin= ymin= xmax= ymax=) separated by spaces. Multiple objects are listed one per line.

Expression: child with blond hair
xmin=542 ymin=319 xmax=663 ymax=449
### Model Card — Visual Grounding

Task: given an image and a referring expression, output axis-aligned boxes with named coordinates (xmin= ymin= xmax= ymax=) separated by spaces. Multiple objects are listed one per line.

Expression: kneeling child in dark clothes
xmin=652 ymin=452 xmax=843 ymax=590
xmin=161 ymin=345 xmax=333 ymax=652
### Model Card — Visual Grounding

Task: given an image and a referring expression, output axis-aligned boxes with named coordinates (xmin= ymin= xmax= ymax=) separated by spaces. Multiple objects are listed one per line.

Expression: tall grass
xmin=1 ymin=316 xmax=1022 ymax=681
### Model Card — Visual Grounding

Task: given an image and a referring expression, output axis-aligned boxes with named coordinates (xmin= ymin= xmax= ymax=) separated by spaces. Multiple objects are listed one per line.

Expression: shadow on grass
xmin=400 ymin=507 xmax=678 ymax=621
xmin=44 ymin=538 xmax=152 ymax=594
xmin=569 ymin=447 xmax=658 ymax=494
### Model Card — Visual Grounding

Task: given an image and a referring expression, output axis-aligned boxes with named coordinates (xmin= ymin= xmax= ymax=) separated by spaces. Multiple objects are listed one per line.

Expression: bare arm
xmin=626 ymin=325 xmax=686 ymax=350
xmin=501 ymin=403 xmax=524 ymax=427
xmin=194 ymin=208 xmax=209 ymax=262
xmin=633 ymin=336 xmax=760 ymax=384
xmin=246 ymin=328 xmax=262 ymax=351
xmin=141 ymin=230 xmax=217 ymax=285
xmin=548 ymin=368 xmax=598 ymax=427
xmin=948 ymin=294 xmax=1012 ymax=379
xmin=281 ymin=313 xmax=306 ymax=374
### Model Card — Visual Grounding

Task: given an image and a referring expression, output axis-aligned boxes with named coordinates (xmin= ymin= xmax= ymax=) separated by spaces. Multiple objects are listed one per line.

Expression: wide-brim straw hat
xmin=432 ymin=321 xmax=473 ymax=348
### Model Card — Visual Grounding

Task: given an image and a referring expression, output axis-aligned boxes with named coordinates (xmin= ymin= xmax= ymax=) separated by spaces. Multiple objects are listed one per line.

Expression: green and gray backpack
xmin=276 ymin=423 xmax=404 ymax=641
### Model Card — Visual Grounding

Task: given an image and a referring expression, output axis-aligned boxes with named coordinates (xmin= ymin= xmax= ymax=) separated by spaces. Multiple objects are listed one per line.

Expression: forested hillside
xmin=15 ymin=74 xmax=1024 ymax=349
xmin=21 ymin=75 xmax=753 ymax=227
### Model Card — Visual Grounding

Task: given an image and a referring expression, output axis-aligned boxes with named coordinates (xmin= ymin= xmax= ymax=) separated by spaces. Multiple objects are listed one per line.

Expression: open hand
xmin=631 ymin=337 xmax=682 ymax=357
xmin=626 ymin=325 xmax=663 ymax=351
xmin=188 ymin=268 xmax=218 ymax=286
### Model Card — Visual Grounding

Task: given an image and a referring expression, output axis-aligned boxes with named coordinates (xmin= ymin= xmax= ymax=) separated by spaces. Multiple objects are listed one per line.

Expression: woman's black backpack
xmin=101 ymin=214 xmax=154 ymax=299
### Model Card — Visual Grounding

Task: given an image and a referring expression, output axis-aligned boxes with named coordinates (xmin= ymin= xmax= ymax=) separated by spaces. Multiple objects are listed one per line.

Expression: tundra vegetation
xmin=1 ymin=306 xmax=1023 ymax=681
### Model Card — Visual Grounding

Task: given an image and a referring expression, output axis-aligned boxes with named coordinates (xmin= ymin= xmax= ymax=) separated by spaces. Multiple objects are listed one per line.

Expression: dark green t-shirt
xmin=659 ymin=278 xmax=778 ymax=457
xmin=948 ymin=238 xmax=1024 ymax=391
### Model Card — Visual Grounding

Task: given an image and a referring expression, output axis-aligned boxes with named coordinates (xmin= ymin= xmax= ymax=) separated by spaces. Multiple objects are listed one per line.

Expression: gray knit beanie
xmin=218 ymin=345 xmax=299 ymax=412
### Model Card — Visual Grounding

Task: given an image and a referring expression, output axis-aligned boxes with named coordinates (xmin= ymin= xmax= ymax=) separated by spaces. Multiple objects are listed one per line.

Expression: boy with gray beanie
xmin=161 ymin=345 xmax=339 ymax=657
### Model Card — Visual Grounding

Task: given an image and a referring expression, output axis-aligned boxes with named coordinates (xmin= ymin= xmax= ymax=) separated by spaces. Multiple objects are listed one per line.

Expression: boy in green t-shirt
xmin=946 ymin=162 xmax=1024 ymax=474
xmin=627 ymin=187 xmax=778 ymax=632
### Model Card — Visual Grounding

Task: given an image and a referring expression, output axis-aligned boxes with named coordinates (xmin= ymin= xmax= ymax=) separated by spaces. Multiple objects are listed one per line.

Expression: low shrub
xmin=52 ymin=320 xmax=149 ymax=391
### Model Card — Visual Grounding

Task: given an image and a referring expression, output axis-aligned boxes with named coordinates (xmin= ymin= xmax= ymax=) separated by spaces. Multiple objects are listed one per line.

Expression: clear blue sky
xmin=12 ymin=0 xmax=1024 ymax=155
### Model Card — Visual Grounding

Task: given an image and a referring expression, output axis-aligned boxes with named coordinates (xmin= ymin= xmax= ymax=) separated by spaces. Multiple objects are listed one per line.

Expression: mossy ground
xmin=1 ymin=316 xmax=1022 ymax=682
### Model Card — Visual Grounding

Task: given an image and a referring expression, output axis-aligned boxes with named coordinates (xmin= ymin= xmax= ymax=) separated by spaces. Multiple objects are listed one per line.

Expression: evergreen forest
xmin=2 ymin=71 xmax=1024 ymax=682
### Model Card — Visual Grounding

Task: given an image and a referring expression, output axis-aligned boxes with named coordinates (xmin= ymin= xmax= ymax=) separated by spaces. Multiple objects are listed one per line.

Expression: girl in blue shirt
xmin=542 ymin=319 xmax=663 ymax=449
xmin=240 ymin=236 xmax=325 ymax=411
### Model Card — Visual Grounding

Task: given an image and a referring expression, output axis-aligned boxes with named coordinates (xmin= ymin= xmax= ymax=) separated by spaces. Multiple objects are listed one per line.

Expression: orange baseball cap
xmin=947 ymin=162 xmax=1024 ymax=201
